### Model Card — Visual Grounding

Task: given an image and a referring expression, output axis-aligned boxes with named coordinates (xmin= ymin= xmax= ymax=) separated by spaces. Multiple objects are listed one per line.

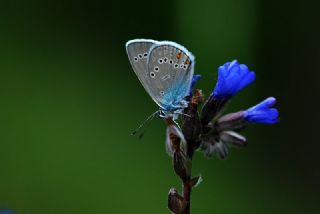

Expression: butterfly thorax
xmin=159 ymin=99 xmax=188 ymax=119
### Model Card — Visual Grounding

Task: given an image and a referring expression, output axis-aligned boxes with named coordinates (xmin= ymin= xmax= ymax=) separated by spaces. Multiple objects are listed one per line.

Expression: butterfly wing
xmin=126 ymin=39 xmax=165 ymax=107
xmin=146 ymin=41 xmax=195 ymax=110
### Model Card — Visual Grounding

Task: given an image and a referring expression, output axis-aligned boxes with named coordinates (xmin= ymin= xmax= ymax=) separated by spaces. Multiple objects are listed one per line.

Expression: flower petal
xmin=212 ymin=60 xmax=255 ymax=98
xmin=189 ymin=74 xmax=201 ymax=96
xmin=245 ymin=97 xmax=279 ymax=124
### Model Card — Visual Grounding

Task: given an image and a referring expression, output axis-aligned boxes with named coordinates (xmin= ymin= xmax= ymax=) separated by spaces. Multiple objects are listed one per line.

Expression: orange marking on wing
xmin=184 ymin=59 xmax=190 ymax=65
xmin=176 ymin=52 xmax=182 ymax=59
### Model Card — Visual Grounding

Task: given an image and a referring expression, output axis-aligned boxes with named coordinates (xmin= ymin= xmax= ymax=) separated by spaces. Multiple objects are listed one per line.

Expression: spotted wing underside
xmin=126 ymin=39 xmax=166 ymax=107
xmin=126 ymin=39 xmax=195 ymax=110
xmin=146 ymin=41 xmax=195 ymax=109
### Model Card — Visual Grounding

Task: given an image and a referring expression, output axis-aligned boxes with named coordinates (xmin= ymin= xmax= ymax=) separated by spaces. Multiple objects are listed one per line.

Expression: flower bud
xmin=173 ymin=151 xmax=191 ymax=182
xmin=168 ymin=188 xmax=186 ymax=214
xmin=212 ymin=60 xmax=255 ymax=98
xmin=216 ymin=111 xmax=246 ymax=131
xmin=200 ymin=96 xmax=228 ymax=126
xmin=182 ymin=91 xmax=202 ymax=154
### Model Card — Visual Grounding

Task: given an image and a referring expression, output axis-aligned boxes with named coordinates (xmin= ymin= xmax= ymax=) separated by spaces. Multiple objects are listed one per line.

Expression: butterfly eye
xmin=180 ymin=64 xmax=184 ymax=68
xmin=169 ymin=59 xmax=173 ymax=64
xmin=154 ymin=66 xmax=159 ymax=72
xmin=150 ymin=72 xmax=156 ymax=78
xmin=134 ymin=57 xmax=138 ymax=62
xmin=164 ymin=57 xmax=168 ymax=63
xmin=174 ymin=63 xmax=179 ymax=68
xmin=143 ymin=53 xmax=148 ymax=58
xmin=138 ymin=54 xmax=143 ymax=59
xmin=183 ymin=65 xmax=187 ymax=70
xmin=160 ymin=91 xmax=164 ymax=96
xmin=158 ymin=58 xmax=163 ymax=64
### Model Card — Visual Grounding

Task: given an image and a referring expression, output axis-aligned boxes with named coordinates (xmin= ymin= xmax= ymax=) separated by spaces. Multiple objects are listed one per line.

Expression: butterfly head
xmin=159 ymin=109 xmax=180 ymax=120
xmin=159 ymin=99 xmax=188 ymax=120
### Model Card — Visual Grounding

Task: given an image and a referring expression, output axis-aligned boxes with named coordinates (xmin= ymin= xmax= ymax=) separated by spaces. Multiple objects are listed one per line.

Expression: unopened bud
xmin=168 ymin=188 xmax=186 ymax=214
xmin=182 ymin=105 xmax=201 ymax=151
xmin=173 ymin=151 xmax=191 ymax=182
xmin=200 ymin=96 xmax=228 ymax=126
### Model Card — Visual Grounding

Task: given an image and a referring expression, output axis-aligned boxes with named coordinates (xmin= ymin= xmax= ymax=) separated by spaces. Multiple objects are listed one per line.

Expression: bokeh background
xmin=0 ymin=0 xmax=319 ymax=213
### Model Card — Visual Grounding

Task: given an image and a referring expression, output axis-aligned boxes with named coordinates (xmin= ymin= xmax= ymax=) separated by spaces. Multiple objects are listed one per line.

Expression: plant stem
xmin=183 ymin=146 xmax=195 ymax=214
xmin=183 ymin=180 xmax=192 ymax=214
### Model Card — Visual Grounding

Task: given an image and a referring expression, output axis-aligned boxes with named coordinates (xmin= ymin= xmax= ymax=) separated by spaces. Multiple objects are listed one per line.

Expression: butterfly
xmin=126 ymin=39 xmax=195 ymax=121
xmin=126 ymin=39 xmax=196 ymax=155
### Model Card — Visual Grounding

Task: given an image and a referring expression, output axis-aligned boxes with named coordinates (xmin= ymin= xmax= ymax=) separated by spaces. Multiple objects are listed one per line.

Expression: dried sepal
xmin=214 ymin=141 xmax=229 ymax=159
xmin=220 ymin=131 xmax=247 ymax=147
xmin=191 ymin=89 xmax=204 ymax=105
xmin=200 ymin=140 xmax=229 ymax=159
xmin=188 ymin=175 xmax=203 ymax=188
xmin=166 ymin=118 xmax=187 ymax=156
xmin=166 ymin=127 xmax=175 ymax=156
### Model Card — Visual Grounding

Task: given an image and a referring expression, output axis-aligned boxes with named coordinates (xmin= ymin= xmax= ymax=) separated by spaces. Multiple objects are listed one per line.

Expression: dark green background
xmin=0 ymin=0 xmax=319 ymax=213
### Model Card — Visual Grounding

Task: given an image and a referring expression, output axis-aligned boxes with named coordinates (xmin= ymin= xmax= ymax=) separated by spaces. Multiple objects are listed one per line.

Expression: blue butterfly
xmin=126 ymin=39 xmax=195 ymax=120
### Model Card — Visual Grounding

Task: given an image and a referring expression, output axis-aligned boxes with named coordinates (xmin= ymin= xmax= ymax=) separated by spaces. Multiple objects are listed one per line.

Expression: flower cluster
xmin=167 ymin=59 xmax=279 ymax=160
xmin=166 ymin=59 xmax=279 ymax=214
xmin=187 ymin=60 xmax=279 ymax=159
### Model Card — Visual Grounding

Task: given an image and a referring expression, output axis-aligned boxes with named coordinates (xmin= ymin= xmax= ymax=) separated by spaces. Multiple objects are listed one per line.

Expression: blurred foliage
xmin=0 ymin=0 xmax=319 ymax=213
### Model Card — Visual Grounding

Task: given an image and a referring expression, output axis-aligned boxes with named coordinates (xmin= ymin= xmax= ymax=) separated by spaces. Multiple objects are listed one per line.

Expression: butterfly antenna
xmin=131 ymin=111 xmax=159 ymax=137
xmin=178 ymin=112 xmax=192 ymax=118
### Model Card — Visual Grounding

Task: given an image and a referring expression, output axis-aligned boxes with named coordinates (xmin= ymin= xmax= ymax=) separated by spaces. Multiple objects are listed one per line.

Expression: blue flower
xmin=212 ymin=60 xmax=255 ymax=98
xmin=189 ymin=74 xmax=201 ymax=96
xmin=244 ymin=97 xmax=279 ymax=124
xmin=0 ymin=210 xmax=15 ymax=214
